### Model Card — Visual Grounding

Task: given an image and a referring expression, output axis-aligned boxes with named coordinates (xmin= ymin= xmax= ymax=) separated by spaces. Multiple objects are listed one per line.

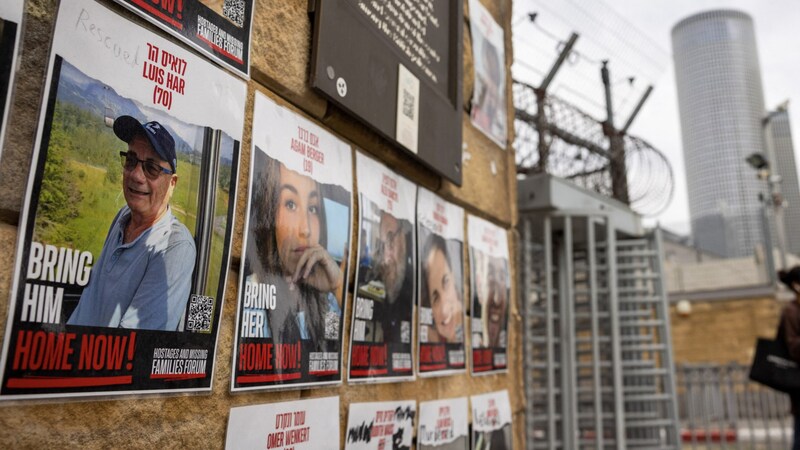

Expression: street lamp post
xmin=745 ymin=152 xmax=788 ymax=278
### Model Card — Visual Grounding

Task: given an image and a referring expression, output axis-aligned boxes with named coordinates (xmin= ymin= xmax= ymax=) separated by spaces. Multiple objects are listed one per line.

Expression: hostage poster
xmin=468 ymin=0 xmax=507 ymax=148
xmin=416 ymin=188 xmax=466 ymax=377
xmin=0 ymin=0 xmax=246 ymax=398
xmin=350 ymin=153 xmax=416 ymax=383
xmin=225 ymin=396 xmax=340 ymax=449
xmin=418 ymin=397 xmax=468 ymax=450
xmin=233 ymin=92 xmax=352 ymax=391
xmin=468 ymin=215 xmax=510 ymax=375
xmin=112 ymin=0 xmax=253 ymax=77
xmin=471 ymin=390 xmax=512 ymax=450
xmin=345 ymin=399 xmax=416 ymax=450
xmin=0 ymin=0 xmax=23 ymax=158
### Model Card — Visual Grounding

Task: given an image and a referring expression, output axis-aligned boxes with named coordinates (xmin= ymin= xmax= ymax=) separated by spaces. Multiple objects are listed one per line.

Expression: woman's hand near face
xmin=293 ymin=244 xmax=343 ymax=293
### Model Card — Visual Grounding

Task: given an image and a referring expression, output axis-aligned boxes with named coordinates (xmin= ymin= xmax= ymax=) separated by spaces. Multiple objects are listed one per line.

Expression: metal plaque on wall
xmin=311 ymin=0 xmax=463 ymax=185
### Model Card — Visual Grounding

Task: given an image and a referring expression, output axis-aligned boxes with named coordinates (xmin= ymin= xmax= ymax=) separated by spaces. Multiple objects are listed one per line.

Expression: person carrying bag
xmin=753 ymin=267 xmax=800 ymax=450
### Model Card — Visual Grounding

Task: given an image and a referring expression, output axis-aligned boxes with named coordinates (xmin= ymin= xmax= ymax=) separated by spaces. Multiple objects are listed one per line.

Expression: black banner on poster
xmin=468 ymin=215 xmax=510 ymax=376
xmin=349 ymin=152 xmax=416 ymax=383
xmin=0 ymin=0 xmax=246 ymax=398
xmin=416 ymin=188 xmax=466 ymax=377
xmin=232 ymin=92 xmax=353 ymax=391
xmin=112 ymin=0 xmax=253 ymax=77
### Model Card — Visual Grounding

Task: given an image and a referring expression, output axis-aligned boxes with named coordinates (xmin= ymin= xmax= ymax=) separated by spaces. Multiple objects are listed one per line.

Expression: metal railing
xmin=676 ymin=363 xmax=793 ymax=449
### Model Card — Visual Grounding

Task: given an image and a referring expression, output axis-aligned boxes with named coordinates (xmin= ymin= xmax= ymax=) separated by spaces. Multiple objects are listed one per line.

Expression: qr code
xmin=324 ymin=310 xmax=340 ymax=340
xmin=400 ymin=321 xmax=411 ymax=343
xmin=402 ymin=88 xmax=415 ymax=120
xmin=186 ymin=294 xmax=214 ymax=332
xmin=223 ymin=0 xmax=245 ymax=28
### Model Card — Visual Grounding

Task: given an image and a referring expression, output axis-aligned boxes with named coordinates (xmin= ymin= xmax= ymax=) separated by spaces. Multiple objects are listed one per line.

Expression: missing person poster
xmin=112 ymin=0 xmax=253 ymax=77
xmin=468 ymin=0 xmax=507 ymax=148
xmin=418 ymin=397 xmax=469 ymax=450
xmin=350 ymin=153 xmax=416 ymax=383
xmin=0 ymin=0 xmax=24 ymax=159
xmin=470 ymin=390 xmax=512 ymax=450
xmin=345 ymin=399 xmax=416 ymax=450
xmin=468 ymin=215 xmax=510 ymax=375
xmin=233 ymin=92 xmax=353 ymax=391
xmin=417 ymin=188 xmax=466 ymax=377
xmin=0 ymin=0 xmax=246 ymax=399
xmin=225 ymin=396 xmax=340 ymax=449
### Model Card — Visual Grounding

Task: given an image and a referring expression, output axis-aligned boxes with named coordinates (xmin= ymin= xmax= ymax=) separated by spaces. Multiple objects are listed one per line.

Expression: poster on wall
xmin=0 ymin=0 xmax=24 ymax=159
xmin=349 ymin=153 xmax=416 ymax=383
xmin=226 ymin=396 xmax=340 ymax=449
xmin=418 ymin=397 xmax=469 ymax=450
xmin=468 ymin=0 xmax=507 ymax=148
xmin=0 ymin=0 xmax=246 ymax=399
xmin=468 ymin=215 xmax=510 ymax=375
xmin=416 ymin=188 xmax=466 ymax=377
xmin=111 ymin=0 xmax=253 ymax=77
xmin=232 ymin=92 xmax=353 ymax=391
xmin=470 ymin=390 xmax=512 ymax=450
xmin=345 ymin=399 xmax=416 ymax=450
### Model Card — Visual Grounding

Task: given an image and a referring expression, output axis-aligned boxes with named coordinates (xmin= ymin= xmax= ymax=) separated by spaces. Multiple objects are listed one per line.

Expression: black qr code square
xmin=186 ymin=295 xmax=214 ymax=332
xmin=324 ymin=311 xmax=340 ymax=340
xmin=402 ymin=89 xmax=415 ymax=120
xmin=223 ymin=0 xmax=246 ymax=28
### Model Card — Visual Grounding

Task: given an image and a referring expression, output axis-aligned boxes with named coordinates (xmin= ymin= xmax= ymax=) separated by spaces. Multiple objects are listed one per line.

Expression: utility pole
xmin=601 ymin=61 xmax=629 ymax=204
xmin=535 ymin=32 xmax=578 ymax=173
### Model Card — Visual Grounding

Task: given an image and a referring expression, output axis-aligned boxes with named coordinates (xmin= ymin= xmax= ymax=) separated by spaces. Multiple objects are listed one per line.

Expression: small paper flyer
xmin=468 ymin=0 xmax=507 ymax=148
xmin=345 ymin=399 xmax=417 ymax=450
xmin=226 ymin=396 xmax=340 ymax=449
xmin=471 ymin=390 xmax=512 ymax=450
xmin=418 ymin=397 xmax=469 ymax=450
xmin=468 ymin=215 xmax=510 ymax=375
xmin=417 ymin=188 xmax=466 ymax=377
xmin=349 ymin=153 xmax=417 ymax=383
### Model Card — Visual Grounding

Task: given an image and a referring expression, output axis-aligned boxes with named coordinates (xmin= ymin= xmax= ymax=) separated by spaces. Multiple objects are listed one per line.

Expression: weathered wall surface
xmin=670 ymin=297 xmax=782 ymax=364
xmin=0 ymin=0 xmax=521 ymax=448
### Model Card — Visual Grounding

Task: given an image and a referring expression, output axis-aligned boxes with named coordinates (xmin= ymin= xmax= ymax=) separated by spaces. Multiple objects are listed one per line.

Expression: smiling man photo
xmin=67 ymin=115 xmax=196 ymax=331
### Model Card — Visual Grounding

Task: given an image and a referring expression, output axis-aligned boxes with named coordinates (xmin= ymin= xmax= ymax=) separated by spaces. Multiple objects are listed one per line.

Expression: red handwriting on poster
xmin=432 ymin=202 xmax=447 ymax=233
xmin=291 ymin=127 xmax=324 ymax=175
xmin=267 ymin=410 xmax=311 ymax=449
xmin=142 ymin=42 xmax=187 ymax=110
xmin=371 ymin=409 xmax=396 ymax=448
xmin=22 ymin=242 xmax=93 ymax=324
xmin=481 ymin=228 xmax=498 ymax=252
xmin=237 ymin=342 xmax=302 ymax=371
xmin=381 ymin=174 xmax=398 ymax=212
xmin=12 ymin=330 xmax=136 ymax=372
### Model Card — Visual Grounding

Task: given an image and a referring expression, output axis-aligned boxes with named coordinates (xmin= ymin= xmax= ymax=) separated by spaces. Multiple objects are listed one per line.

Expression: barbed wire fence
xmin=513 ymin=71 xmax=674 ymax=217
xmin=512 ymin=2 xmax=675 ymax=217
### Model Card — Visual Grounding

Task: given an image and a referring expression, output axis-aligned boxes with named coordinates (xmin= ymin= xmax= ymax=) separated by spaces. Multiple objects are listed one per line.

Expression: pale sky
xmin=512 ymin=0 xmax=800 ymax=236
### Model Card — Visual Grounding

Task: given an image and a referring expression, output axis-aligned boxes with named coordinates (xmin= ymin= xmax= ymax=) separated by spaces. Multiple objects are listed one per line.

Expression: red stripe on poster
xmin=6 ymin=375 xmax=133 ymax=388
xmin=236 ymin=372 xmax=302 ymax=384
xmin=196 ymin=34 xmax=244 ymax=64
xmin=129 ymin=0 xmax=184 ymax=29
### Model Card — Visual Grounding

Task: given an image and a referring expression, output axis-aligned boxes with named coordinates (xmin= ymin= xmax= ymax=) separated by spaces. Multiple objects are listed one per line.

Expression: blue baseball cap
xmin=113 ymin=116 xmax=177 ymax=173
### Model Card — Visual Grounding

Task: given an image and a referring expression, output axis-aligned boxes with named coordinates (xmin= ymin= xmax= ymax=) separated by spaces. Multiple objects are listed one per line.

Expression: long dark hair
xmin=778 ymin=266 xmax=800 ymax=295
xmin=248 ymin=149 xmax=331 ymax=346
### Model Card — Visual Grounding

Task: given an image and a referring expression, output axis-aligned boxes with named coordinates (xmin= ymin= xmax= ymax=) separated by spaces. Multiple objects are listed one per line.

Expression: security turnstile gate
xmin=520 ymin=213 xmax=680 ymax=450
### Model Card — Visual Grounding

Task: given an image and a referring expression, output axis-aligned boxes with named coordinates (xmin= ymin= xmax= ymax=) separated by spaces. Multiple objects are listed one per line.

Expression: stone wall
xmin=0 ymin=0 xmax=521 ymax=448
xmin=670 ymin=297 xmax=783 ymax=365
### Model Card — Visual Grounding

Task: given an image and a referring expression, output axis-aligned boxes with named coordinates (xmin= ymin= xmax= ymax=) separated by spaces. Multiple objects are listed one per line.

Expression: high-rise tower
xmin=672 ymin=10 xmax=767 ymax=257
xmin=765 ymin=105 xmax=800 ymax=257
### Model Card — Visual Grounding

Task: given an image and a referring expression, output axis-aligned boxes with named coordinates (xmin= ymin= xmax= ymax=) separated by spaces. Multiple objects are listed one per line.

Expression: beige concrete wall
xmin=670 ymin=297 xmax=783 ymax=365
xmin=0 ymin=0 xmax=522 ymax=448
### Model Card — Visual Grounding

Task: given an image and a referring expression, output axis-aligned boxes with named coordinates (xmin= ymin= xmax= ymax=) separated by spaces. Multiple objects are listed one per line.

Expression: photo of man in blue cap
xmin=67 ymin=115 xmax=196 ymax=331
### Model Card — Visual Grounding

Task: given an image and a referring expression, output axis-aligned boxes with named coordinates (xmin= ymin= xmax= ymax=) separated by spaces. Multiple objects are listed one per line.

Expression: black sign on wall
xmin=311 ymin=0 xmax=464 ymax=185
